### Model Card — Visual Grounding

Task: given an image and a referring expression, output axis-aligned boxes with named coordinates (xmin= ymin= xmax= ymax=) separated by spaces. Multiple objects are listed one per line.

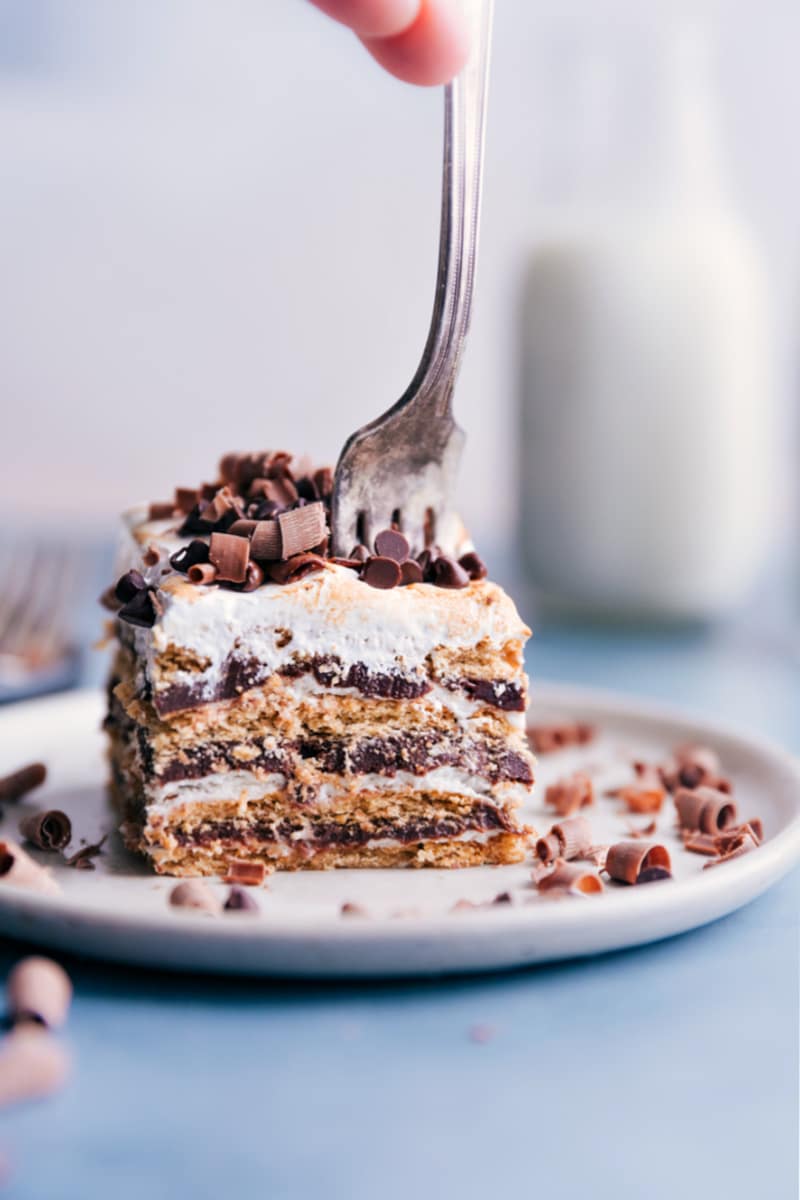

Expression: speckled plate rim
xmin=0 ymin=686 xmax=798 ymax=978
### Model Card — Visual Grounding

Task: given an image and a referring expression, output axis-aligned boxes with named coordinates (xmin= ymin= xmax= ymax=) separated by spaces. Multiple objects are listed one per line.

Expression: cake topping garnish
xmin=18 ymin=811 xmax=72 ymax=853
xmin=209 ymin=532 xmax=250 ymax=584
xmin=605 ymin=841 xmax=672 ymax=885
xmin=362 ymin=556 xmax=401 ymax=590
xmin=0 ymin=763 xmax=47 ymax=805
xmin=224 ymin=886 xmax=260 ymax=913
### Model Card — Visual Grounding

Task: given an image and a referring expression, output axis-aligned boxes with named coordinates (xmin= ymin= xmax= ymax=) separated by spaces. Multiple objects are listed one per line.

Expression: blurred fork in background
xmin=0 ymin=539 xmax=84 ymax=703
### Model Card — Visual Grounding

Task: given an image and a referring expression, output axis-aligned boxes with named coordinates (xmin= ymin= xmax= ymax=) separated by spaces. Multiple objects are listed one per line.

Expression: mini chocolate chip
xmin=118 ymin=587 xmax=162 ymax=628
xmin=400 ymin=559 xmax=424 ymax=585
xmin=636 ymin=866 xmax=673 ymax=884
xmin=432 ymin=556 xmax=470 ymax=589
xmin=374 ymin=529 xmax=410 ymax=563
xmin=458 ymin=551 xmax=488 ymax=581
xmin=349 ymin=544 xmax=369 ymax=563
xmin=169 ymin=540 xmax=210 ymax=574
xmin=224 ymin=886 xmax=260 ymax=913
xmin=362 ymin=556 xmax=401 ymax=590
xmin=114 ymin=570 xmax=146 ymax=604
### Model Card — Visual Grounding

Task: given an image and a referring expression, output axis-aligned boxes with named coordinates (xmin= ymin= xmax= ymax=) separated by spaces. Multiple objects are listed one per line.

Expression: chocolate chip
xmin=458 ymin=551 xmax=488 ymax=581
xmin=400 ymin=560 xmax=424 ymax=585
xmin=224 ymin=886 xmax=260 ymax=913
xmin=267 ymin=553 xmax=326 ymax=585
xmin=416 ymin=549 xmax=434 ymax=579
xmin=114 ymin=570 xmax=146 ymax=605
xmin=209 ymin=532 xmax=250 ymax=584
xmin=118 ymin=587 xmax=162 ymax=628
xmin=432 ymin=556 xmax=470 ymax=589
xmin=636 ymin=866 xmax=673 ymax=884
xmin=362 ymin=556 xmax=401 ymax=590
xmin=349 ymin=544 xmax=369 ymax=563
xmin=374 ymin=529 xmax=410 ymax=563
xmin=169 ymin=540 xmax=210 ymax=574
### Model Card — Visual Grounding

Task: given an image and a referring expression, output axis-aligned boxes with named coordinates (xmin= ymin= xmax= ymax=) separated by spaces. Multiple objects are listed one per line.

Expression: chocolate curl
xmin=278 ymin=502 xmax=328 ymax=559
xmin=544 ymin=772 xmax=594 ymax=817
xmin=0 ymin=841 xmax=59 ymax=895
xmin=0 ymin=763 xmax=47 ymax=804
xmin=18 ymin=811 xmax=72 ymax=852
xmin=205 ymin=485 xmax=240 ymax=525
xmin=174 ymin=486 xmax=199 ymax=515
xmin=527 ymin=722 xmax=596 ymax=754
xmin=0 ymin=1027 xmax=70 ymax=1109
xmin=249 ymin=475 xmax=298 ymax=508
xmin=187 ymin=562 xmax=218 ymax=585
xmin=703 ymin=828 xmax=760 ymax=869
xmin=209 ymin=532 xmax=250 ymax=584
xmin=674 ymin=786 xmax=737 ymax=834
xmin=551 ymin=814 xmax=594 ymax=860
xmin=228 ymin=519 xmax=258 ymax=539
xmin=223 ymin=860 xmax=266 ymax=886
xmin=618 ymin=786 xmax=664 ymax=814
xmin=250 ymin=520 xmax=282 ymax=562
xmin=682 ymin=831 xmax=719 ymax=856
xmin=141 ymin=543 xmax=160 ymax=568
xmin=340 ymin=902 xmax=369 ymax=917
xmin=6 ymin=957 xmax=72 ymax=1030
xmin=538 ymin=862 xmax=604 ymax=895
xmin=715 ymin=824 xmax=762 ymax=857
xmin=148 ymin=500 xmax=177 ymax=520
xmin=267 ymin=554 xmax=326 ymax=585
xmin=605 ymin=841 xmax=672 ymax=885
xmin=313 ymin=466 xmax=334 ymax=499
xmin=169 ymin=880 xmax=220 ymax=914
xmin=534 ymin=833 xmax=562 ymax=866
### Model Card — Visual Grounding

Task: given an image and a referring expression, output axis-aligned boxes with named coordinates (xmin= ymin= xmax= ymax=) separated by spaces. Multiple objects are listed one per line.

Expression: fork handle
xmin=403 ymin=0 xmax=493 ymax=418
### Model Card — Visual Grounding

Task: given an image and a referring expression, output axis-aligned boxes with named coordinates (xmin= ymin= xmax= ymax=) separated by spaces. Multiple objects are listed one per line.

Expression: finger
xmin=360 ymin=0 xmax=469 ymax=87
xmin=309 ymin=0 xmax=420 ymax=39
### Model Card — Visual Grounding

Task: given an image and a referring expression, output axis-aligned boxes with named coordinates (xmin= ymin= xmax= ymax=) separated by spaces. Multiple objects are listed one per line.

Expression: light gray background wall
xmin=1 ymin=0 xmax=798 ymax=547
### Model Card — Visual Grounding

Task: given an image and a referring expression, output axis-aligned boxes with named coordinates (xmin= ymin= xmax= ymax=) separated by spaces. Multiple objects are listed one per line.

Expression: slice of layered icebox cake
xmin=102 ymin=451 xmax=535 ymax=875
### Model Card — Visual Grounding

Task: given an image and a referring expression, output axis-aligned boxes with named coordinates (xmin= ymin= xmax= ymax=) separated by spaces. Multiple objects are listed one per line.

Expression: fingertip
xmin=361 ymin=0 xmax=470 ymax=87
xmin=311 ymin=0 xmax=420 ymax=39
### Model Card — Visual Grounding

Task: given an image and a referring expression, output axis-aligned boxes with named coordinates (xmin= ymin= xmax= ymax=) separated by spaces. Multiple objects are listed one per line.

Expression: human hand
xmin=309 ymin=0 xmax=468 ymax=86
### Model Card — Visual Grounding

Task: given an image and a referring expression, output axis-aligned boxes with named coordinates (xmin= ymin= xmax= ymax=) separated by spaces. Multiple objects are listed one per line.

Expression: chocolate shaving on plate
xmin=224 ymin=886 xmax=260 ymax=913
xmin=0 ymin=841 xmax=59 ymax=894
xmin=62 ymin=836 xmax=107 ymax=870
xmin=605 ymin=841 xmax=672 ymax=885
xmin=19 ymin=811 xmax=72 ymax=852
xmin=538 ymin=862 xmax=604 ymax=896
xmin=626 ymin=819 xmax=658 ymax=839
xmin=223 ymin=860 xmax=266 ymax=886
xmin=535 ymin=814 xmax=593 ymax=864
xmin=0 ymin=1027 xmax=70 ymax=1110
xmin=674 ymin=786 xmax=737 ymax=834
xmin=618 ymin=786 xmax=665 ymax=814
xmin=6 ymin=957 xmax=72 ymax=1031
xmin=340 ymin=902 xmax=368 ymax=917
xmin=544 ymin=773 xmax=594 ymax=817
xmin=526 ymin=722 xmax=596 ymax=754
xmin=0 ymin=763 xmax=47 ymax=804
xmin=169 ymin=880 xmax=220 ymax=914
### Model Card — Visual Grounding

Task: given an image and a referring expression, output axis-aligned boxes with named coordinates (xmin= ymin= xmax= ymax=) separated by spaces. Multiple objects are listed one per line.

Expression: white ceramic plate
xmin=0 ymin=687 xmax=798 ymax=978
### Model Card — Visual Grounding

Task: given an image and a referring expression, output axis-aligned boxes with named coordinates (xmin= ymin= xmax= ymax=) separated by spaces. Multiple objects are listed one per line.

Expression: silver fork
xmin=331 ymin=0 xmax=494 ymax=557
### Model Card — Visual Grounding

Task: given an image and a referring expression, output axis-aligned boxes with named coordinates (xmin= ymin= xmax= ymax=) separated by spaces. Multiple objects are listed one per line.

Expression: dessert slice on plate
xmin=102 ymin=451 xmax=535 ymax=875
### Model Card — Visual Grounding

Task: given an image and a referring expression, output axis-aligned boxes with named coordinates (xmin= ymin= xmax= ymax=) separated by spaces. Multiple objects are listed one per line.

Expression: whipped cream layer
xmin=120 ymin=510 xmax=531 ymax=722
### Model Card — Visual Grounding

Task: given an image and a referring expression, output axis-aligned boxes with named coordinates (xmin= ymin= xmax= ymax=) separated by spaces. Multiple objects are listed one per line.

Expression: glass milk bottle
xmin=519 ymin=24 xmax=778 ymax=621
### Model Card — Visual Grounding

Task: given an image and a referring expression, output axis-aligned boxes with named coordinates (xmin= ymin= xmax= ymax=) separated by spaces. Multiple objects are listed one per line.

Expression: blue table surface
xmin=2 ymin=557 xmax=799 ymax=1200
